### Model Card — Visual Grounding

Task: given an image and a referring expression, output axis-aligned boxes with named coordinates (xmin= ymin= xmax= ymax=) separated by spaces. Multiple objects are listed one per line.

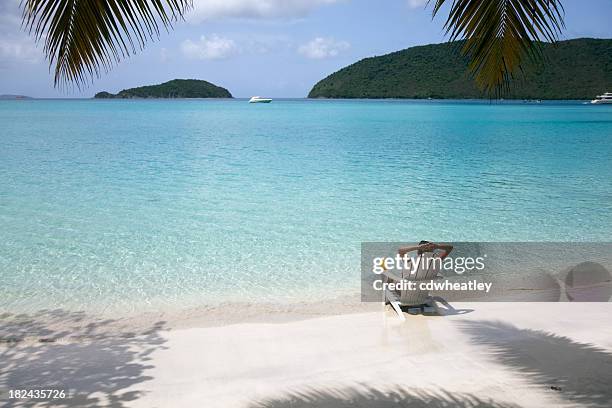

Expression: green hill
xmin=95 ymin=79 xmax=232 ymax=99
xmin=309 ymin=38 xmax=612 ymax=100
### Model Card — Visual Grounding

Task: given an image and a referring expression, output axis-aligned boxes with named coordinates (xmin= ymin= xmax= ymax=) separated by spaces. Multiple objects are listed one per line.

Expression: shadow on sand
xmin=0 ymin=309 xmax=167 ymax=407
xmin=432 ymin=297 xmax=474 ymax=316
xmin=458 ymin=320 xmax=612 ymax=408
xmin=249 ymin=387 xmax=520 ymax=408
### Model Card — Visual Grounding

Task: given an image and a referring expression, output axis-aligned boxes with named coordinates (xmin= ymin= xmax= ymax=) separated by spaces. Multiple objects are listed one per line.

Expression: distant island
xmin=95 ymin=79 xmax=232 ymax=99
xmin=309 ymin=38 xmax=612 ymax=100
xmin=0 ymin=94 xmax=32 ymax=100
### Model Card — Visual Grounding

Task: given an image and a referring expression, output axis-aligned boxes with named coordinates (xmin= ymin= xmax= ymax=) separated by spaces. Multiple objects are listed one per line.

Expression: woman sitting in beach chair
xmin=384 ymin=241 xmax=453 ymax=318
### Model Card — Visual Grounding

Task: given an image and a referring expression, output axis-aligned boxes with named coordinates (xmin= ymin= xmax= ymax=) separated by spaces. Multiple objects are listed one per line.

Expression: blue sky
xmin=1 ymin=0 xmax=611 ymax=98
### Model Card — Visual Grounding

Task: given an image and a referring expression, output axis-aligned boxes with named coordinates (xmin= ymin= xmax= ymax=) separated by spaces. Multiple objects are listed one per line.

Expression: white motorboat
xmin=249 ymin=96 xmax=272 ymax=103
xmin=590 ymin=92 xmax=612 ymax=104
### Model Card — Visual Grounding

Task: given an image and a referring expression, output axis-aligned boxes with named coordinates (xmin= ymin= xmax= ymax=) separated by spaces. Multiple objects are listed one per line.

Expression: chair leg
xmin=390 ymin=301 xmax=406 ymax=321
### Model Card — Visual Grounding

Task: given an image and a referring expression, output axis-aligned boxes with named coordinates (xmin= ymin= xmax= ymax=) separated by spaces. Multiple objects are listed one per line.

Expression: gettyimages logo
xmin=360 ymin=242 xmax=612 ymax=302
xmin=371 ymin=253 xmax=486 ymax=275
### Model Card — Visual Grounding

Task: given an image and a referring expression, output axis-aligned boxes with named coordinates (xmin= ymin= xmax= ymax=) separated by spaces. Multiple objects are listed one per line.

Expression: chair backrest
xmin=399 ymin=252 xmax=440 ymax=305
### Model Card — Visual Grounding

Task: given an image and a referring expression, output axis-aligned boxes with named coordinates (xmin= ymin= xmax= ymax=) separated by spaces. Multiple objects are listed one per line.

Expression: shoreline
xmin=0 ymin=295 xmax=380 ymax=343
xmin=2 ymin=294 xmax=611 ymax=341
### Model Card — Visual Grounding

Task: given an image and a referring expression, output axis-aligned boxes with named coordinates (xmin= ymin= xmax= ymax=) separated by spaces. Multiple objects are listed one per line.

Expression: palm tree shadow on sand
xmin=249 ymin=388 xmax=520 ymax=408
xmin=458 ymin=320 xmax=612 ymax=408
xmin=0 ymin=309 xmax=167 ymax=408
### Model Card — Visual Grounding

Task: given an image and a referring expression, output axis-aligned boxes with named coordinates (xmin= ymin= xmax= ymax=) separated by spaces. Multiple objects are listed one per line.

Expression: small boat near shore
xmin=590 ymin=92 xmax=612 ymax=104
xmin=249 ymin=96 xmax=272 ymax=104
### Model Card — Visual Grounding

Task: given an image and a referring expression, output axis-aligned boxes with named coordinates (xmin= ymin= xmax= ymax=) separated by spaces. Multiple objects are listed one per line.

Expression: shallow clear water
xmin=1 ymin=99 xmax=611 ymax=314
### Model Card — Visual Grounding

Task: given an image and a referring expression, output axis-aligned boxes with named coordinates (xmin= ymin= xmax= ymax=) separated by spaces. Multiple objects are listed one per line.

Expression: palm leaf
xmin=431 ymin=0 xmax=565 ymax=96
xmin=21 ymin=0 xmax=191 ymax=88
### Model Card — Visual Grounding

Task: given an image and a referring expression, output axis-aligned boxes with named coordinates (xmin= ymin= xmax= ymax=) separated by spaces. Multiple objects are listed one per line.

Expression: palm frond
xmin=431 ymin=0 xmax=565 ymax=96
xmin=21 ymin=0 xmax=191 ymax=88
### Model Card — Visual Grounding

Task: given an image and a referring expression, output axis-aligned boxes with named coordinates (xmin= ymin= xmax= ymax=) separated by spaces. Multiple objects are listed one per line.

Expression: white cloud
xmin=180 ymin=34 xmax=292 ymax=60
xmin=407 ymin=0 xmax=428 ymax=9
xmin=0 ymin=38 xmax=41 ymax=65
xmin=160 ymin=48 xmax=170 ymax=62
xmin=0 ymin=0 xmax=42 ymax=66
xmin=181 ymin=35 xmax=238 ymax=60
xmin=298 ymin=37 xmax=350 ymax=59
xmin=189 ymin=0 xmax=342 ymax=22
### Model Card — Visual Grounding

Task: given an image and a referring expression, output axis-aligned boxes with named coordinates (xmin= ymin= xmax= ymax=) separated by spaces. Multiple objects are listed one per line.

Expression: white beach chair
xmin=383 ymin=252 xmax=442 ymax=320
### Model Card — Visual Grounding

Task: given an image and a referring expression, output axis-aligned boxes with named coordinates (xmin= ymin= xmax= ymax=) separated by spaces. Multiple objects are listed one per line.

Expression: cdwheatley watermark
xmin=372 ymin=279 xmax=492 ymax=294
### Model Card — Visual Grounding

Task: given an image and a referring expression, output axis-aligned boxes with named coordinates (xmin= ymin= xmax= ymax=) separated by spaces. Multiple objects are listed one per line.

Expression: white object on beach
xmin=249 ymin=96 xmax=272 ymax=103
xmin=383 ymin=252 xmax=442 ymax=319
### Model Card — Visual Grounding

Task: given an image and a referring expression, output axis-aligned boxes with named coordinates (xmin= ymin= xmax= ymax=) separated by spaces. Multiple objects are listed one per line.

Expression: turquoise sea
xmin=1 ymin=99 xmax=611 ymax=315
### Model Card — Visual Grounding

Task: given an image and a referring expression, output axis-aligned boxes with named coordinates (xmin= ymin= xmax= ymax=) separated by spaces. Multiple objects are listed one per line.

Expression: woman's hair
xmin=417 ymin=240 xmax=430 ymax=254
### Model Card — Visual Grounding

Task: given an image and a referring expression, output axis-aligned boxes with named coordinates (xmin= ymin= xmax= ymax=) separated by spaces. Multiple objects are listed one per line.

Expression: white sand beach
xmin=2 ymin=302 xmax=612 ymax=408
